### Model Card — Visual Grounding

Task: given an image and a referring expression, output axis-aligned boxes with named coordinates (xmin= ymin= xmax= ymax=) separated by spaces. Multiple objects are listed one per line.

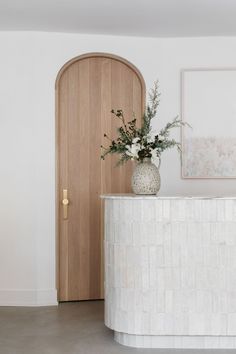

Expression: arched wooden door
xmin=56 ymin=53 xmax=145 ymax=301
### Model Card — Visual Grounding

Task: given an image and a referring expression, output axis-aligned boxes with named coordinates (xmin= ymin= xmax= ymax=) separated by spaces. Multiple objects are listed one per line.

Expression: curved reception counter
xmin=101 ymin=194 xmax=236 ymax=348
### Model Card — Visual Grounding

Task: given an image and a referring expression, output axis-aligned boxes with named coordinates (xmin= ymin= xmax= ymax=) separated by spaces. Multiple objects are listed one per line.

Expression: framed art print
xmin=181 ymin=68 xmax=236 ymax=178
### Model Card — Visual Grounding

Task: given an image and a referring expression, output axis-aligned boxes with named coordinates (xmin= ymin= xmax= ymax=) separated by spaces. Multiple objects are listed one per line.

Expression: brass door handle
xmin=62 ymin=189 xmax=69 ymax=219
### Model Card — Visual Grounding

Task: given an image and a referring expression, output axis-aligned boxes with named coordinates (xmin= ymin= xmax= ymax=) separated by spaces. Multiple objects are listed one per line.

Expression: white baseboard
xmin=0 ymin=289 xmax=58 ymax=306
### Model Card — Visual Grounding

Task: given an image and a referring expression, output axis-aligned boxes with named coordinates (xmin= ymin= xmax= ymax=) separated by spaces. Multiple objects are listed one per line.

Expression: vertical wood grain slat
xmin=89 ymin=58 xmax=102 ymax=298
xmin=58 ymin=72 xmax=69 ymax=301
xmin=77 ymin=59 xmax=91 ymax=299
xmin=120 ymin=63 xmax=134 ymax=192
xmin=111 ymin=59 xmax=123 ymax=192
xmin=100 ymin=58 xmax=112 ymax=298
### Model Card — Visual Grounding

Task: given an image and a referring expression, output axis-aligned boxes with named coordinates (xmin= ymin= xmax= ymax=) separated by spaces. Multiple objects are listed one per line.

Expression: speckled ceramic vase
xmin=131 ymin=157 xmax=161 ymax=195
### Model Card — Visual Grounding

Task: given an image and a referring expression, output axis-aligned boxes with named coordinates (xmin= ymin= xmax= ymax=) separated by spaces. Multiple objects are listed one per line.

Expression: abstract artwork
xmin=181 ymin=69 xmax=236 ymax=178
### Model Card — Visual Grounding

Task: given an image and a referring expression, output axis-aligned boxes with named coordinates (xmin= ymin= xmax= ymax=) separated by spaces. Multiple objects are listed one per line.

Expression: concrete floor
xmin=0 ymin=301 xmax=234 ymax=354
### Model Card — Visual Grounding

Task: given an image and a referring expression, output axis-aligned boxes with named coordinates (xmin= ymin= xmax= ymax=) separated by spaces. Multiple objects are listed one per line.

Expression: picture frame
xmin=181 ymin=68 xmax=236 ymax=179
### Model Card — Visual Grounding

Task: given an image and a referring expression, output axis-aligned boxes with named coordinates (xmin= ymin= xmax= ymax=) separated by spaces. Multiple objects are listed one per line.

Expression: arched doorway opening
xmin=55 ymin=52 xmax=146 ymax=301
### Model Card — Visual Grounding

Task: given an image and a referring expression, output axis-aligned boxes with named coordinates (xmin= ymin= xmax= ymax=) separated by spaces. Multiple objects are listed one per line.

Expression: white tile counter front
xmin=101 ymin=194 xmax=236 ymax=348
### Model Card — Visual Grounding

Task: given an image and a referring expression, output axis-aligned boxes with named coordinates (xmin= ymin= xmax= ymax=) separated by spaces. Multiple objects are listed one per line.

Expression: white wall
xmin=1 ymin=31 xmax=236 ymax=305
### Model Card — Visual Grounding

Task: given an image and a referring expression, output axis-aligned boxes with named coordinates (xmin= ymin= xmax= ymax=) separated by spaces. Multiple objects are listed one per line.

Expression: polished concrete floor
xmin=0 ymin=301 xmax=234 ymax=354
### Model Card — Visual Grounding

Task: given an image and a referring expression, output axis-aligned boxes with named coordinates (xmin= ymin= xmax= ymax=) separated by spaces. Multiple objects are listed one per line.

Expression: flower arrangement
xmin=101 ymin=81 xmax=186 ymax=164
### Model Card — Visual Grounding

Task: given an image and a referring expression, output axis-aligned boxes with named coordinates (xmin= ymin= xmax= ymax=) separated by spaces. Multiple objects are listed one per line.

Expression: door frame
xmin=55 ymin=52 xmax=146 ymax=300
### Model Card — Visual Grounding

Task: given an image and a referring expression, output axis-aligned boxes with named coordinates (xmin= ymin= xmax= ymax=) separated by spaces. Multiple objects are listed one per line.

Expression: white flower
xmin=158 ymin=135 xmax=164 ymax=142
xmin=147 ymin=135 xmax=155 ymax=143
xmin=150 ymin=148 xmax=158 ymax=158
xmin=132 ymin=137 xmax=140 ymax=144
xmin=125 ymin=143 xmax=141 ymax=159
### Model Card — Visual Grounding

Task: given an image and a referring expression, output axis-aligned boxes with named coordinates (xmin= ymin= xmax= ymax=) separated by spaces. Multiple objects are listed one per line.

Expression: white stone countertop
xmin=101 ymin=193 xmax=236 ymax=200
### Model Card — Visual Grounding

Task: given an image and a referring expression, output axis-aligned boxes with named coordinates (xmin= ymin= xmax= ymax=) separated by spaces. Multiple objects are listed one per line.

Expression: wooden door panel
xmin=56 ymin=53 xmax=145 ymax=301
